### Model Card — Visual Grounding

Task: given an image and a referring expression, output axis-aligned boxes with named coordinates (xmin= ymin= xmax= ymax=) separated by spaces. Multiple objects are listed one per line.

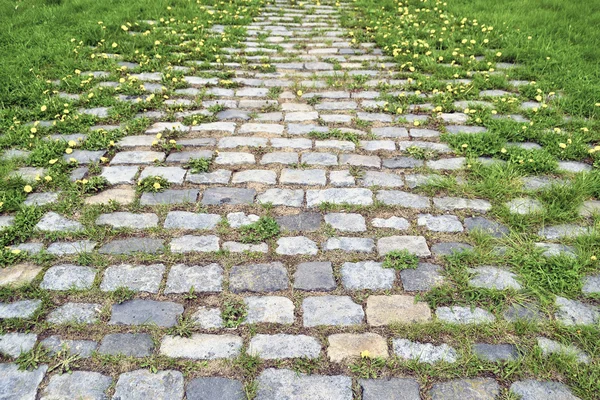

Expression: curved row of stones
xmin=0 ymin=1 xmax=593 ymax=399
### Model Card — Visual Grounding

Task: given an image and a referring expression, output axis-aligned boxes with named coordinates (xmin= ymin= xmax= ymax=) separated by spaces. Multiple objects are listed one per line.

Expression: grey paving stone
xmin=473 ymin=343 xmax=519 ymax=362
xmin=186 ymin=377 xmax=244 ymax=400
xmin=164 ymin=263 xmax=223 ymax=293
xmin=327 ymin=171 xmax=355 ymax=187
xmin=371 ymin=126 xmax=408 ymax=138
xmin=557 ymin=161 xmax=591 ymax=173
xmin=468 ymin=266 xmax=521 ymax=290
xmin=0 ymin=263 xmax=43 ymax=287
xmin=464 ymin=217 xmax=509 ymax=237
xmin=245 ymin=296 xmax=294 ymax=325
xmin=341 ymin=261 xmax=395 ymax=290
xmin=376 ymin=190 xmax=430 ymax=208
xmin=324 ymin=237 xmax=374 ymax=253
xmin=303 ymin=296 xmax=364 ymax=327
xmin=109 ymin=299 xmax=183 ymax=327
xmin=164 ymin=211 xmax=221 ymax=230
xmin=430 ymin=378 xmax=500 ymax=400
xmin=232 ymin=169 xmax=277 ymax=184
xmin=40 ymin=264 xmax=97 ymax=291
xmin=427 ymin=157 xmax=465 ymax=170
xmin=256 ymin=368 xmax=352 ymax=400
xmin=339 ymin=154 xmax=380 ymax=168
xmin=99 ymin=237 xmax=165 ymax=255
xmin=535 ymin=242 xmax=576 ymax=257
xmin=46 ymin=240 xmax=96 ymax=256
xmin=23 ymin=192 xmax=60 ymax=206
xmin=361 ymin=171 xmax=404 ymax=187
xmin=315 ymin=140 xmax=355 ymax=152
xmin=186 ymin=169 xmax=231 ymax=184
xmin=261 ymin=152 xmax=298 ymax=165
xmin=249 ymin=334 xmax=321 ymax=359
xmin=215 ymin=152 xmax=256 ymax=165
xmin=445 ymin=125 xmax=487 ymax=135
xmin=510 ymin=380 xmax=580 ymax=400
xmin=170 ymin=235 xmax=220 ymax=253
xmin=35 ymin=212 xmax=83 ymax=232
xmin=140 ymin=189 xmax=199 ymax=205
xmin=166 ymin=150 xmax=214 ymax=163
xmin=537 ymin=337 xmax=589 ymax=363
xmin=85 ymin=187 xmax=135 ymax=205
xmin=40 ymin=371 xmax=112 ymax=400
xmin=257 ymin=188 xmax=304 ymax=207
xmin=306 ymin=188 xmax=373 ymax=207
xmin=324 ymin=213 xmax=366 ymax=232
xmin=0 ymin=299 xmax=41 ymax=319
xmin=506 ymin=197 xmax=544 ymax=214
xmin=110 ymin=151 xmax=165 ymax=165
xmin=393 ymin=339 xmax=457 ymax=364
xmin=503 ymin=303 xmax=544 ymax=323
xmin=360 ymin=378 xmax=421 ymax=400
xmin=223 ymin=241 xmax=268 ymax=253
xmin=538 ymin=224 xmax=590 ymax=240
xmin=63 ymin=150 xmax=106 ymax=164
xmin=582 ymin=274 xmax=600 ymax=295
xmin=139 ymin=166 xmax=187 ymax=184
xmin=100 ymin=263 xmax=164 ymax=293
xmin=47 ymin=302 xmax=101 ymax=324
xmin=382 ymin=156 xmax=424 ymax=169
xmin=10 ymin=167 xmax=46 ymax=182
xmin=191 ymin=307 xmax=223 ymax=329
xmin=98 ymin=333 xmax=154 ymax=357
xmin=40 ymin=336 xmax=97 ymax=358
xmin=434 ymin=197 xmax=491 ymax=212
xmin=360 ymin=140 xmax=396 ymax=151
xmin=9 ymin=242 xmax=44 ymax=255
xmin=113 ymin=370 xmax=184 ymax=400
xmin=294 ymin=262 xmax=336 ymax=291
xmin=554 ymin=296 xmax=599 ymax=326
xmin=271 ymin=138 xmax=312 ymax=149
xmin=372 ymin=216 xmax=409 ymax=230
xmin=431 ymin=242 xmax=473 ymax=256
xmin=160 ymin=334 xmax=243 ymax=359
xmin=418 ymin=214 xmax=463 ymax=232
xmin=0 ymin=363 xmax=47 ymax=400
xmin=578 ymin=200 xmax=600 ymax=217
xmin=377 ymin=236 xmax=431 ymax=257
xmin=280 ymin=169 xmax=326 ymax=186
xmin=0 ymin=216 xmax=15 ymax=231
xmin=0 ymin=333 xmax=37 ymax=357
xmin=301 ymin=152 xmax=338 ymax=166
xmin=201 ymin=187 xmax=256 ymax=205
xmin=401 ymin=263 xmax=445 ymax=291
xmin=410 ymin=128 xmax=440 ymax=138
xmin=436 ymin=306 xmax=496 ymax=324
xmin=229 ymin=262 xmax=288 ymax=293
xmin=276 ymin=236 xmax=318 ymax=255
xmin=96 ymin=212 xmax=158 ymax=229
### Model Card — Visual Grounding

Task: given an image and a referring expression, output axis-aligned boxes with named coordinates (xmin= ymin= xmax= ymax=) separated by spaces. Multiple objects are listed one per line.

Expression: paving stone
xmin=256 ymin=368 xmax=352 ymax=400
xmin=139 ymin=166 xmax=186 ymax=184
xmin=239 ymin=123 xmax=284 ymax=135
xmin=166 ymin=150 xmax=214 ymax=163
xmin=360 ymin=140 xmax=396 ymax=151
xmin=249 ymin=334 xmax=321 ymax=359
xmin=436 ymin=306 xmax=496 ymax=324
xmin=339 ymin=154 xmax=380 ymax=168
xmin=109 ymin=299 xmax=183 ymax=327
xmin=538 ymin=224 xmax=589 ymax=240
xmin=341 ymin=261 xmax=395 ymax=290
xmin=324 ymin=237 xmax=374 ymax=253
xmin=306 ymin=188 xmax=373 ymax=207
xmin=301 ymin=152 xmax=338 ymax=166
xmin=582 ymin=274 xmax=600 ymax=295
xmin=96 ymin=212 xmax=158 ymax=229
xmin=578 ymin=200 xmax=600 ymax=217
xmin=100 ymin=263 xmax=164 ymax=293
xmin=41 ymin=264 xmax=96 ymax=290
xmin=186 ymin=377 xmax=244 ymax=400
xmin=376 ymin=190 xmax=430 ymax=208
xmin=293 ymin=262 xmax=336 ymax=291
xmin=430 ymin=378 xmax=500 ymax=400
xmin=35 ymin=212 xmax=83 ymax=232
xmin=191 ymin=307 xmax=223 ymax=329
xmin=40 ymin=336 xmax=97 ymax=357
xmin=219 ymin=137 xmax=269 ymax=149
xmin=46 ymin=302 xmax=101 ymax=324
xmin=0 ymin=363 xmax=47 ymax=400
xmin=0 ymin=216 xmax=14 ymax=231
xmin=372 ymin=216 xmax=410 ymax=230
xmin=506 ymin=197 xmax=544 ymax=214
xmin=98 ymin=333 xmax=154 ymax=357
xmin=245 ymin=296 xmax=295 ymax=324
xmin=0 ymin=263 xmax=43 ymax=287
xmin=473 ymin=343 xmax=519 ymax=362
xmin=417 ymin=214 xmax=463 ymax=232
xmin=165 ymin=263 xmax=223 ymax=293
xmin=214 ymin=152 xmax=256 ymax=165
xmin=227 ymin=212 xmax=260 ymax=228
xmin=280 ymin=169 xmax=326 ymax=185
xmin=382 ymin=156 xmax=424 ymax=169
xmin=232 ymin=169 xmax=277 ymax=184
xmin=261 ymin=152 xmax=298 ymax=165
xmin=40 ymin=371 xmax=112 ymax=400
xmin=23 ymin=192 xmax=60 ymax=206
xmin=164 ymin=211 xmax=221 ymax=230
xmin=377 ymin=236 xmax=431 ymax=257
xmin=9 ymin=242 xmax=44 ymax=255
xmin=359 ymin=378 xmax=421 ymax=400
xmin=275 ymin=213 xmax=321 ymax=233
xmin=464 ymin=217 xmax=509 ymax=237
xmin=85 ymin=187 xmax=136 ymax=205
xmin=467 ymin=264 xmax=522 ymax=291
xmin=503 ymin=303 xmax=545 ymax=323
xmin=0 ymin=299 xmax=41 ymax=319
xmin=361 ymin=171 xmax=404 ymax=187
xmin=315 ymin=140 xmax=355 ymax=152
xmin=303 ymin=296 xmax=364 ymax=327
xmin=554 ymin=296 xmax=599 ymax=326
xmin=99 ymin=237 xmax=165 ymax=254
xmin=0 ymin=332 xmax=37 ymax=357
xmin=431 ymin=242 xmax=473 ymax=256
xmin=324 ymin=213 xmax=366 ymax=232
xmin=372 ymin=126 xmax=409 ymax=138
xmin=276 ymin=236 xmax=318 ymax=255
xmin=110 ymin=151 xmax=165 ymax=164
xmin=366 ymin=295 xmax=432 ymax=326
xmin=400 ymin=263 xmax=444 ymax=292
xmin=229 ymin=262 xmax=288 ymax=293
xmin=223 ymin=241 xmax=266 ymax=253
xmin=63 ymin=150 xmax=106 ymax=164
xmin=202 ymin=187 xmax=256 ymax=205
xmin=271 ymin=138 xmax=312 ymax=149
xmin=10 ymin=167 xmax=46 ymax=182
xmin=327 ymin=333 xmax=388 ymax=362
xmin=113 ymin=369 xmax=184 ymax=400
xmin=160 ymin=334 xmax=242 ymax=360
xmin=170 ymin=235 xmax=220 ymax=253
xmin=140 ymin=189 xmax=199 ymax=205
xmin=427 ymin=157 xmax=465 ymax=170
xmin=557 ymin=161 xmax=591 ymax=173
xmin=393 ymin=339 xmax=457 ymax=364
xmin=537 ymin=337 xmax=589 ymax=363
xmin=186 ymin=169 xmax=231 ymax=184
xmin=510 ymin=380 xmax=580 ymax=400
xmin=434 ymin=197 xmax=491 ymax=212
xmin=47 ymin=240 xmax=96 ymax=256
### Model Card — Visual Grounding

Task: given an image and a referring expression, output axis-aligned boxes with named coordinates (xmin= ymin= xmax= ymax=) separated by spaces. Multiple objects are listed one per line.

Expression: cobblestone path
xmin=0 ymin=0 xmax=596 ymax=399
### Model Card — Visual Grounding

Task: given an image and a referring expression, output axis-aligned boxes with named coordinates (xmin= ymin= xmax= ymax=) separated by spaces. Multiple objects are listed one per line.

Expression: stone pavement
xmin=0 ymin=0 xmax=593 ymax=399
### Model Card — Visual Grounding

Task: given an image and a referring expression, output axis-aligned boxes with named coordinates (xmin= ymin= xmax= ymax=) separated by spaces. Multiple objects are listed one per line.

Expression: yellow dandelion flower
xmin=23 ymin=185 xmax=33 ymax=193
xmin=11 ymin=249 xmax=21 ymax=255
xmin=153 ymin=182 xmax=161 ymax=189
xmin=30 ymin=127 xmax=37 ymax=134
xmin=45 ymin=175 xmax=52 ymax=182
xmin=41 ymin=105 xmax=47 ymax=112
xmin=112 ymin=42 xmax=118 ymax=48
xmin=65 ymin=148 xmax=73 ymax=154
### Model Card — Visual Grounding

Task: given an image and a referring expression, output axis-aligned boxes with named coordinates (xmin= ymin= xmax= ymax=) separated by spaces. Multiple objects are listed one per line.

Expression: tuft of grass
xmin=186 ymin=157 xmax=212 ymax=174
xmin=136 ymin=176 xmax=170 ymax=193
xmin=239 ymin=216 xmax=280 ymax=244
xmin=382 ymin=250 xmax=419 ymax=270
xmin=222 ymin=296 xmax=247 ymax=328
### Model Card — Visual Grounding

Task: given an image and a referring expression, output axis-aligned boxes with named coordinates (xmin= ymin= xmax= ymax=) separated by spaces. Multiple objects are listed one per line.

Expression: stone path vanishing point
xmin=0 ymin=1 xmax=596 ymax=399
